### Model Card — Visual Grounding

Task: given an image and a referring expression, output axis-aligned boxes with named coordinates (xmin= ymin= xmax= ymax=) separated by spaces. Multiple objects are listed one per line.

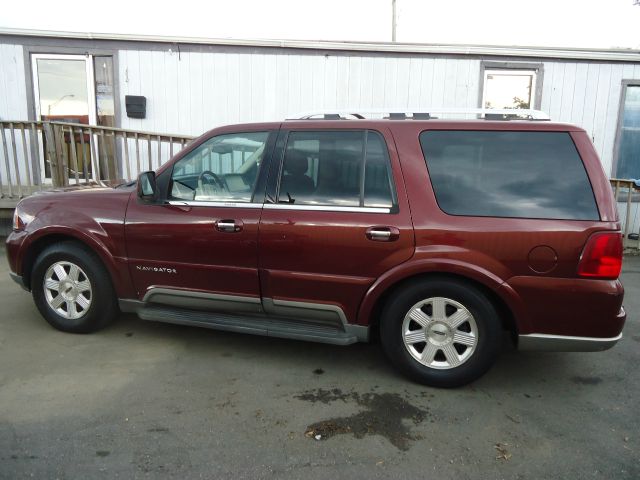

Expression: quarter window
xmin=420 ymin=130 xmax=599 ymax=220
xmin=278 ymin=130 xmax=397 ymax=209
xmin=170 ymin=132 xmax=269 ymax=202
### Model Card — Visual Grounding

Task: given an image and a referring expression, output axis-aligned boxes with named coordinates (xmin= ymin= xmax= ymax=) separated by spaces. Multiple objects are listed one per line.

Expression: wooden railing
xmin=0 ymin=120 xmax=194 ymax=204
xmin=1 ymin=120 xmax=639 ymax=251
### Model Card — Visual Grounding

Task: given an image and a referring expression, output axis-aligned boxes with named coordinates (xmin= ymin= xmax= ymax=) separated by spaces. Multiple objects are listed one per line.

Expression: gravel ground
xmin=0 ymin=247 xmax=638 ymax=479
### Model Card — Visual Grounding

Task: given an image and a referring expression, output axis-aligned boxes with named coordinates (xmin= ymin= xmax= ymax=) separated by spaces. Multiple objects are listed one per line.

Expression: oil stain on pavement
xmin=571 ymin=376 xmax=603 ymax=385
xmin=296 ymin=388 xmax=429 ymax=450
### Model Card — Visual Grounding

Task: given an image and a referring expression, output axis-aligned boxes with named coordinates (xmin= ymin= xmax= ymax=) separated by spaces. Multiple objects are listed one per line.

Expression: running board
xmin=135 ymin=304 xmax=367 ymax=346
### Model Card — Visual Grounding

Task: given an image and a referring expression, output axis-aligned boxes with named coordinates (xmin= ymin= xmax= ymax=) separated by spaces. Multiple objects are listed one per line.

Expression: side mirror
xmin=137 ymin=171 xmax=158 ymax=202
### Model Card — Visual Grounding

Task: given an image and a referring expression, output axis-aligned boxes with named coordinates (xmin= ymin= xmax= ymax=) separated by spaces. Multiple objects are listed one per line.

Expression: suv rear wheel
xmin=31 ymin=242 xmax=118 ymax=333
xmin=380 ymin=277 xmax=502 ymax=387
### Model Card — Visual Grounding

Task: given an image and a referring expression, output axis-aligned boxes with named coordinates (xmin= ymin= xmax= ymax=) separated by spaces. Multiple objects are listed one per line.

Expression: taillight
xmin=577 ymin=232 xmax=623 ymax=279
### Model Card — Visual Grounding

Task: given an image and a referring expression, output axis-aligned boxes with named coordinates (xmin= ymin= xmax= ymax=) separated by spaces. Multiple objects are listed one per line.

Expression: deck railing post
xmin=29 ymin=123 xmax=43 ymax=190
xmin=19 ymin=124 xmax=32 ymax=189
xmin=0 ymin=123 xmax=11 ymax=198
xmin=9 ymin=123 xmax=23 ymax=198
xmin=43 ymin=122 xmax=62 ymax=187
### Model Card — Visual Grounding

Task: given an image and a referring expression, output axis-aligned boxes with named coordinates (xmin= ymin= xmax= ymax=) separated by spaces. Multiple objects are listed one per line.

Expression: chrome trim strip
xmin=264 ymin=297 xmax=349 ymax=325
xmin=143 ymin=287 xmax=263 ymax=314
xmin=518 ymin=332 xmax=623 ymax=352
xmin=167 ymin=200 xmax=263 ymax=208
xmin=263 ymin=203 xmax=391 ymax=214
xmin=142 ymin=288 xmax=261 ymax=304
xmin=167 ymin=200 xmax=391 ymax=213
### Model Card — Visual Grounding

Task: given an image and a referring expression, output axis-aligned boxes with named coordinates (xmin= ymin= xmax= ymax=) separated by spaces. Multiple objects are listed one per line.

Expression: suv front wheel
xmin=31 ymin=241 xmax=118 ymax=333
xmin=380 ymin=277 xmax=502 ymax=387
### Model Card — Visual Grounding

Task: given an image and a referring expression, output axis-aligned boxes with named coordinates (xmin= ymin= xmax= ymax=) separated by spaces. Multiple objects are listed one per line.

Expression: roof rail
xmin=287 ymin=108 xmax=551 ymax=121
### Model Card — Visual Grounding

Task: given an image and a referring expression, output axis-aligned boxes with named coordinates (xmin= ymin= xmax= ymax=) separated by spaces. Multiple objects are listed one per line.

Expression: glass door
xmin=32 ymin=54 xmax=97 ymax=182
xmin=614 ymin=83 xmax=640 ymax=179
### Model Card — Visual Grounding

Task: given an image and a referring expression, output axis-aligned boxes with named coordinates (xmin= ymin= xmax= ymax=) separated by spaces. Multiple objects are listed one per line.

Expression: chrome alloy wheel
xmin=43 ymin=261 xmax=92 ymax=320
xmin=402 ymin=297 xmax=478 ymax=369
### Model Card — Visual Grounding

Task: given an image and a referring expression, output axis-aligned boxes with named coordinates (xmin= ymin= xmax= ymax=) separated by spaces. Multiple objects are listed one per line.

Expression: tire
xmin=380 ymin=277 xmax=502 ymax=388
xmin=31 ymin=241 xmax=118 ymax=333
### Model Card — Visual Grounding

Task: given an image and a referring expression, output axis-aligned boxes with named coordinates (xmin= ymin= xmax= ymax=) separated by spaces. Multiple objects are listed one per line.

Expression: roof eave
xmin=1 ymin=27 xmax=639 ymax=62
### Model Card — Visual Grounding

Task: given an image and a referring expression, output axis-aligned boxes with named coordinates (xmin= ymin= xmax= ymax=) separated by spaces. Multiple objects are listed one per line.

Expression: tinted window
xmin=420 ymin=131 xmax=599 ymax=220
xmin=278 ymin=130 xmax=396 ymax=209
xmin=171 ymin=132 xmax=269 ymax=202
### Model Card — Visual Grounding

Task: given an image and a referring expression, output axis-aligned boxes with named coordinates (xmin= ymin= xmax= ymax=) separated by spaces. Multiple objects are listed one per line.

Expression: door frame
xmin=30 ymin=53 xmax=98 ymax=184
xmin=611 ymin=79 xmax=640 ymax=178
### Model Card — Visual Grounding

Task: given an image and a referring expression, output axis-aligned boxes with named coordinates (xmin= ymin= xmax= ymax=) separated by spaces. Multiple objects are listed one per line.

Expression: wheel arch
xmin=21 ymin=228 xmax=120 ymax=294
xmin=360 ymin=264 xmax=522 ymax=343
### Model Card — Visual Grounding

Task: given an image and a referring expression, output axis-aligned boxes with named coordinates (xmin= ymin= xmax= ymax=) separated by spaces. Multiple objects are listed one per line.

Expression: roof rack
xmin=287 ymin=108 xmax=551 ymax=121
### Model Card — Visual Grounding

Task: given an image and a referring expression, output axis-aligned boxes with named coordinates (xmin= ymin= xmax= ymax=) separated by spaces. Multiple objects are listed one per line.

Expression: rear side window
xmin=278 ymin=130 xmax=397 ymax=209
xmin=419 ymin=131 xmax=599 ymax=220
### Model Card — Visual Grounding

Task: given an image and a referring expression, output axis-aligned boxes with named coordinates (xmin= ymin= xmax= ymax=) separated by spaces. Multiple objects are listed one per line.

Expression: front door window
xmin=170 ymin=132 xmax=269 ymax=203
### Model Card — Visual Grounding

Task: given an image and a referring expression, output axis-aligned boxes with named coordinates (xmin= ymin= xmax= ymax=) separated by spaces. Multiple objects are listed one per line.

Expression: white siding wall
xmin=0 ymin=43 xmax=32 ymax=185
xmin=117 ymin=48 xmax=640 ymax=177
xmin=1 ymin=43 xmax=639 ymax=183
xmin=541 ymin=60 xmax=640 ymax=175
xmin=117 ymin=50 xmax=481 ymax=132
xmin=0 ymin=43 xmax=28 ymax=121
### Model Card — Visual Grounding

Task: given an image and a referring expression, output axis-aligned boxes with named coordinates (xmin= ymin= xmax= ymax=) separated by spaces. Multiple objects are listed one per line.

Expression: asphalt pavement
xmin=0 ymin=246 xmax=638 ymax=479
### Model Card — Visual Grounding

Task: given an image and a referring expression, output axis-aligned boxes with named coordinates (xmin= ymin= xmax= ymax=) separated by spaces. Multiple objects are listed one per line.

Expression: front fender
xmin=14 ymin=194 xmax=136 ymax=299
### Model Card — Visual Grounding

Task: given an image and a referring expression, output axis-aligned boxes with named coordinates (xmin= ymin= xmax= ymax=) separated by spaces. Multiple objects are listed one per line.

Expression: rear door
xmin=257 ymin=126 xmax=415 ymax=324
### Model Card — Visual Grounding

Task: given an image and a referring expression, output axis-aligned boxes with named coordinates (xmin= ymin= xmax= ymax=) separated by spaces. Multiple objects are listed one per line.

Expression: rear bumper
xmin=518 ymin=306 xmax=626 ymax=351
xmin=503 ymin=276 xmax=626 ymax=339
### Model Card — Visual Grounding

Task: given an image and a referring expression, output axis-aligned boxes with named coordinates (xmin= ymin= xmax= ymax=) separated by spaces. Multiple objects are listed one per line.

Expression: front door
xmin=125 ymin=129 xmax=275 ymax=312
xmin=258 ymin=127 xmax=415 ymax=324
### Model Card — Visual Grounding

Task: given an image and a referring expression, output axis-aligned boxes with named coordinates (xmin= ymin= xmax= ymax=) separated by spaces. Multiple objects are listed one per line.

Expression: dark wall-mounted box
xmin=125 ymin=95 xmax=146 ymax=119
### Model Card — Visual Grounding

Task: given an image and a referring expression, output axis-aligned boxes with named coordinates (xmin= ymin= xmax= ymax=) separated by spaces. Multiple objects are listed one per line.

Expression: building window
xmin=479 ymin=62 xmax=542 ymax=111
xmin=614 ymin=82 xmax=640 ymax=179
xmin=482 ymin=69 xmax=537 ymax=109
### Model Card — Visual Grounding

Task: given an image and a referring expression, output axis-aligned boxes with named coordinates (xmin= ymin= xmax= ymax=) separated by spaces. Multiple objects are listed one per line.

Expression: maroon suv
xmin=6 ymin=114 xmax=626 ymax=387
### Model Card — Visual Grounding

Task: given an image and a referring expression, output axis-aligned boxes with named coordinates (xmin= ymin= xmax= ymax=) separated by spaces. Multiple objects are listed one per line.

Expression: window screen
xmin=278 ymin=130 xmax=396 ymax=209
xmin=420 ymin=131 xmax=599 ymax=220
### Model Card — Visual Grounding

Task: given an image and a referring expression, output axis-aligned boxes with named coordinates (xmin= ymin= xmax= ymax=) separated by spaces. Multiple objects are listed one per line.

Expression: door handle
xmin=366 ymin=226 xmax=400 ymax=242
xmin=215 ymin=219 xmax=243 ymax=233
